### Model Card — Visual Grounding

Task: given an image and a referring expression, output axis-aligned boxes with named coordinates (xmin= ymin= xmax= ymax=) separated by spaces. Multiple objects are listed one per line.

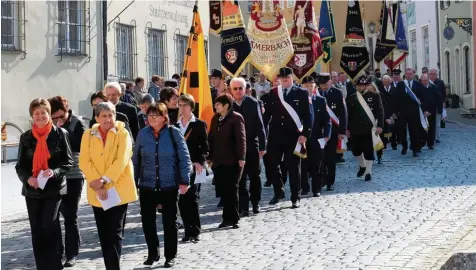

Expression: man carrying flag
xmin=179 ymin=2 xmax=214 ymax=129
xmin=319 ymin=0 xmax=336 ymax=64
xmin=346 ymin=75 xmax=384 ymax=181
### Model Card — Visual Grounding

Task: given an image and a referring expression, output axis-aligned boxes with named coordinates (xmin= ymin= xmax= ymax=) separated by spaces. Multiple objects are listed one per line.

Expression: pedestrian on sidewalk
xmin=48 ymin=96 xmax=86 ymax=268
xmin=79 ymin=101 xmax=138 ymax=270
xmin=16 ymin=98 xmax=74 ymax=270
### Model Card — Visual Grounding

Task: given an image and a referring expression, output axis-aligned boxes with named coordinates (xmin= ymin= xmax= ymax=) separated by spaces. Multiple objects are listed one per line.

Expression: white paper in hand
xmin=318 ymin=138 xmax=327 ymax=149
xmin=37 ymin=170 xmax=50 ymax=189
xmin=97 ymin=187 xmax=121 ymax=211
xmin=194 ymin=168 xmax=208 ymax=184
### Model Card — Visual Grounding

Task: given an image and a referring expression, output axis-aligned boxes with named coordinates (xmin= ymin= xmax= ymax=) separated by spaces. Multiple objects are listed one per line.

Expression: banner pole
xmin=180 ymin=0 xmax=199 ymax=94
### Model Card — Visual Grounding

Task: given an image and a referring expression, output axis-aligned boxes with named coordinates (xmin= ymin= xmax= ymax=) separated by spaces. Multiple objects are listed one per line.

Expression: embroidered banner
xmin=374 ymin=1 xmax=396 ymax=63
xmin=209 ymin=1 xmax=222 ymax=36
xmin=247 ymin=0 xmax=294 ymax=80
xmin=319 ymin=0 xmax=336 ymax=64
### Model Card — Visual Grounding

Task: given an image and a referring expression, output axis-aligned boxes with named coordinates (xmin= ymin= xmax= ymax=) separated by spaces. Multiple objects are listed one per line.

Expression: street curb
xmin=446 ymin=120 xmax=476 ymax=128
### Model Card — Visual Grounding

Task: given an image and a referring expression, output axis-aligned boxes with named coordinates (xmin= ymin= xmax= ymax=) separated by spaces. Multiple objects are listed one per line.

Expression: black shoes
xmin=377 ymin=156 xmax=382 ymax=164
xmin=292 ymin=201 xmax=300 ymax=208
xmin=269 ymin=196 xmax=283 ymax=205
xmin=413 ymin=151 xmax=418 ymax=157
xmin=357 ymin=167 xmax=366 ymax=177
xmin=313 ymin=192 xmax=321 ymax=197
xmin=218 ymin=222 xmax=239 ymax=229
xmin=436 ymin=140 xmax=440 ymax=143
xmin=301 ymin=190 xmax=309 ymax=196
xmin=252 ymin=204 xmax=261 ymax=214
xmin=164 ymin=258 xmax=175 ymax=268
xmin=143 ymin=256 xmax=160 ymax=266
xmin=392 ymin=146 xmax=397 ymax=150
xmin=401 ymin=149 xmax=407 ymax=155
xmin=264 ymin=181 xmax=272 ymax=187
xmin=217 ymin=198 xmax=224 ymax=208
xmin=365 ymin=174 xmax=372 ymax=181
xmin=193 ymin=235 xmax=201 ymax=242
xmin=428 ymin=146 xmax=434 ymax=150
xmin=64 ymin=258 xmax=76 ymax=268
xmin=181 ymin=236 xmax=191 ymax=242
xmin=326 ymin=185 xmax=334 ymax=191
xmin=240 ymin=211 xmax=250 ymax=217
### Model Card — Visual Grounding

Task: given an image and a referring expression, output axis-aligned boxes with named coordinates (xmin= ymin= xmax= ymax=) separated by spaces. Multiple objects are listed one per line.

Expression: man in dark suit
xmin=393 ymin=68 xmax=428 ymax=157
xmin=389 ymin=69 xmax=403 ymax=150
xmin=317 ymin=73 xmax=347 ymax=191
xmin=263 ymin=67 xmax=311 ymax=208
xmin=105 ymin=83 xmax=140 ymax=140
xmin=377 ymin=75 xmax=396 ymax=163
xmin=429 ymin=69 xmax=446 ymax=143
xmin=420 ymin=74 xmax=441 ymax=149
xmin=210 ymin=69 xmax=226 ymax=104
xmin=301 ymin=76 xmax=331 ymax=197
xmin=231 ymin=77 xmax=266 ymax=216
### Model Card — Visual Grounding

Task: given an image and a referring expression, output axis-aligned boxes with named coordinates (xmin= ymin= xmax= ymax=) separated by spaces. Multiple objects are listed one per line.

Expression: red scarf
xmin=98 ymin=127 xmax=108 ymax=146
xmin=32 ymin=121 xmax=53 ymax=177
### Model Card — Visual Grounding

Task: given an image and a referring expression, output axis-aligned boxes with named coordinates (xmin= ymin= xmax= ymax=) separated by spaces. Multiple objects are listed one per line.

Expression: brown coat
xmin=208 ymin=111 xmax=246 ymax=166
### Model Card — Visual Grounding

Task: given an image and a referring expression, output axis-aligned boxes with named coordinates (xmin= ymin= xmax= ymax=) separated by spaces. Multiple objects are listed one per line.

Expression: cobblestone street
xmin=2 ymin=122 xmax=476 ymax=270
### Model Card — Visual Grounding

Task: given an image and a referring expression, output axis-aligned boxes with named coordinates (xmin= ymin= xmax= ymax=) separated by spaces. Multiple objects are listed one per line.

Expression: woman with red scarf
xmin=15 ymin=98 xmax=73 ymax=270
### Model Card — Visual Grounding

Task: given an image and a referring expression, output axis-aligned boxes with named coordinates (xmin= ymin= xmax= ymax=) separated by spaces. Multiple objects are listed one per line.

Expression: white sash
xmin=356 ymin=92 xmax=384 ymax=151
xmin=404 ymin=82 xmax=429 ymax=130
xmin=314 ymin=92 xmax=339 ymax=126
xmin=277 ymin=85 xmax=306 ymax=158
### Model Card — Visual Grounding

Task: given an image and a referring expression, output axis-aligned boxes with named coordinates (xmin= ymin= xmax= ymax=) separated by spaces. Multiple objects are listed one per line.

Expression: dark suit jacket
xmin=174 ymin=118 xmax=209 ymax=165
xmin=394 ymin=80 xmax=427 ymax=118
xmin=263 ymin=84 xmax=312 ymax=139
xmin=233 ymin=96 xmax=266 ymax=151
xmin=89 ymin=111 xmax=133 ymax=140
xmin=379 ymin=85 xmax=396 ymax=118
xmin=422 ymin=84 xmax=441 ymax=114
xmin=310 ymin=95 xmax=332 ymax=143
xmin=432 ymin=78 xmax=446 ymax=113
xmin=319 ymin=87 xmax=348 ymax=137
xmin=116 ymin=101 xmax=139 ymax=140
xmin=346 ymin=81 xmax=357 ymax=98
xmin=346 ymin=91 xmax=384 ymax=135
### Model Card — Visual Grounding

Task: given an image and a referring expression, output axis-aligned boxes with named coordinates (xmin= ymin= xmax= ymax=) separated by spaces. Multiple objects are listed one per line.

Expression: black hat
xmin=278 ymin=67 xmax=293 ymax=77
xmin=316 ymin=73 xmax=331 ymax=85
xmin=302 ymin=76 xmax=315 ymax=84
xmin=164 ymin=79 xmax=178 ymax=88
xmin=211 ymin=69 xmax=222 ymax=78
xmin=356 ymin=75 xmax=370 ymax=85
xmin=392 ymin=69 xmax=402 ymax=75
xmin=246 ymin=82 xmax=251 ymax=89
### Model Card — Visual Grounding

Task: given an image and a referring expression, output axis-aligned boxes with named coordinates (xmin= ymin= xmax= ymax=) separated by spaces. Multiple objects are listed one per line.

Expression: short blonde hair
xmin=104 ymin=82 xmax=122 ymax=94
xmin=29 ymin=98 xmax=51 ymax=117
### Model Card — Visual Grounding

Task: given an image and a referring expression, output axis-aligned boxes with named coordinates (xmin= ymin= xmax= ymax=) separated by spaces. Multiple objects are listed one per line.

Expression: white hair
xmin=230 ymin=77 xmax=246 ymax=88
xmin=119 ymin=83 xmax=126 ymax=91
xmin=94 ymin=101 xmax=116 ymax=117
xmin=104 ymin=82 xmax=122 ymax=94
xmin=382 ymin=75 xmax=392 ymax=81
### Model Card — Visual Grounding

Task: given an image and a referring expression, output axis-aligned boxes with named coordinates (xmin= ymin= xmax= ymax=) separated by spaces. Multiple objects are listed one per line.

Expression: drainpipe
xmin=102 ymin=0 xmax=108 ymax=82
xmin=435 ymin=0 xmax=441 ymax=78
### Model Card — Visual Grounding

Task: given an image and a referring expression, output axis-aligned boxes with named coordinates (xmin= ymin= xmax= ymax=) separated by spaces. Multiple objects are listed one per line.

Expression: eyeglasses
xmin=51 ymin=115 xmax=66 ymax=121
xmin=147 ymin=114 xmax=161 ymax=119
xmin=232 ymin=87 xmax=243 ymax=91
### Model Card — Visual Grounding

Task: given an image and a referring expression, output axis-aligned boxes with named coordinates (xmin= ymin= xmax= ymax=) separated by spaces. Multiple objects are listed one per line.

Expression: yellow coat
xmin=79 ymin=121 xmax=138 ymax=208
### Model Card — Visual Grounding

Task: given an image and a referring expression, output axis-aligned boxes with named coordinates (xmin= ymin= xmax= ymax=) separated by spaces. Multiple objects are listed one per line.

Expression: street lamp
xmin=368 ymin=21 xmax=376 ymax=34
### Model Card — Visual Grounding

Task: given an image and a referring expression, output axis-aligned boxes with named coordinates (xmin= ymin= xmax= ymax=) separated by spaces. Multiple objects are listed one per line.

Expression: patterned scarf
xmin=32 ymin=120 xmax=53 ymax=177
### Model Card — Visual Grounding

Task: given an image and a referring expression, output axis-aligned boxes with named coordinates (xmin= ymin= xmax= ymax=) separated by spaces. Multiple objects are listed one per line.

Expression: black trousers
xmin=263 ymin=155 xmax=287 ymax=186
xmin=239 ymin=147 xmax=262 ymax=212
xmin=426 ymin=112 xmax=437 ymax=147
xmin=93 ymin=204 xmax=128 ymax=270
xmin=26 ymin=196 xmax=63 ymax=270
xmin=399 ymin=115 xmax=421 ymax=152
xmin=323 ymin=135 xmax=338 ymax=187
xmin=377 ymin=133 xmax=389 ymax=158
xmin=390 ymin=119 xmax=400 ymax=148
xmin=140 ymin=188 xmax=178 ymax=260
xmin=214 ymin=164 xmax=243 ymax=224
xmin=304 ymin=142 xmax=324 ymax=193
xmin=57 ymin=178 xmax=84 ymax=260
xmin=178 ymin=179 xmax=201 ymax=237
xmin=267 ymin=134 xmax=301 ymax=202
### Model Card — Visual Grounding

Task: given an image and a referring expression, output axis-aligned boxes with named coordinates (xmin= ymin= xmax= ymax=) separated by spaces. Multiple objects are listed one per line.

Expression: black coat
xmin=319 ymin=87 xmax=348 ymax=137
xmin=394 ymin=80 xmax=427 ymax=118
xmin=310 ymin=95 xmax=332 ymax=142
xmin=345 ymin=81 xmax=357 ymax=98
xmin=233 ymin=96 xmax=266 ymax=151
xmin=379 ymin=85 xmax=396 ymax=119
xmin=89 ymin=111 xmax=133 ymax=141
xmin=116 ymin=101 xmax=139 ymax=140
xmin=432 ymin=78 xmax=446 ymax=113
xmin=346 ymin=91 xmax=384 ymax=135
xmin=422 ymin=84 xmax=441 ymax=114
xmin=174 ymin=118 xmax=209 ymax=165
xmin=15 ymin=126 xmax=74 ymax=198
xmin=263 ymin=85 xmax=312 ymax=139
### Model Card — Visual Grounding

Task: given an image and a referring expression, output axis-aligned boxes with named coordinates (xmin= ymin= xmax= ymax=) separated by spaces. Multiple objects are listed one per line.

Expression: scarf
xmin=32 ymin=120 xmax=53 ymax=177
xmin=98 ymin=127 xmax=108 ymax=146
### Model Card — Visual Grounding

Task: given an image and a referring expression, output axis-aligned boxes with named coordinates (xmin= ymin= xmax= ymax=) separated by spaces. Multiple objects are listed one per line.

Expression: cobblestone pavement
xmin=2 ymin=123 xmax=476 ymax=270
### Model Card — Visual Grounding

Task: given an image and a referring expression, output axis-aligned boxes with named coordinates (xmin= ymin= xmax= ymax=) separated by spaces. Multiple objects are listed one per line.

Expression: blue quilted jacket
xmin=132 ymin=125 xmax=192 ymax=189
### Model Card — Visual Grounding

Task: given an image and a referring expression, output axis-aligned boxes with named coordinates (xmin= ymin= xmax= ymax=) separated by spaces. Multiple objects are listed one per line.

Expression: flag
xmin=247 ymin=0 xmax=294 ymax=80
xmin=392 ymin=3 xmax=408 ymax=68
xmin=209 ymin=1 xmax=222 ymax=36
xmin=319 ymin=0 xmax=336 ymax=64
xmin=221 ymin=0 xmax=251 ymax=77
xmin=287 ymin=0 xmax=322 ymax=82
xmin=339 ymin=0 xmax=370 ymax=81
xmin=179 ymin=4 xmax=214 ymax=129
xmin=374 ymin=1 xmax=396 ymax=63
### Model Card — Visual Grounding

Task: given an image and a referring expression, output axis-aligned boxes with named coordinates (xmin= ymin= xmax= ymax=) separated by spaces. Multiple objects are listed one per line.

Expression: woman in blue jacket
xmin=132 ymin=102 xmax=192 ymax=268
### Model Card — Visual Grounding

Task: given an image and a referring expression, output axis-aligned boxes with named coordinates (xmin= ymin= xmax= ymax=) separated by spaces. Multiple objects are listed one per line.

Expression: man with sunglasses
xmin=230 ymin=77 xmax=266 ymax=216
xmin=263 ymin=67 xmax=311 ymax=208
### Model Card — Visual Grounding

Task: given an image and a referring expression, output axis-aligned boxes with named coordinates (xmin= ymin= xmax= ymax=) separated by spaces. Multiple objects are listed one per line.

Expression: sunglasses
xmin=52 ymin=115 xmax=66 ymax=121
xmin=232 ymin=87 xmax=244 ymax=91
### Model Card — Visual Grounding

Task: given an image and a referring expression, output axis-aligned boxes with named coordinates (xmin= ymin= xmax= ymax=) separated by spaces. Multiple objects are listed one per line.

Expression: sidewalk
xmin=445 ymin=108 xmax=476 ymax=127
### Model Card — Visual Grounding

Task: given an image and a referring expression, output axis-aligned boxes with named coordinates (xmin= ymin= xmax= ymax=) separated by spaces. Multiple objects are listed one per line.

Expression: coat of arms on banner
xmin=225 ymin=48 xmax=238 ymax=64
xmin=247 ymin=0 xmax=294 ymax=80
xmin=348 ymin=61 xmax=357 ymax=71
xmin=294 ymin=54 xmax=306 ymax=67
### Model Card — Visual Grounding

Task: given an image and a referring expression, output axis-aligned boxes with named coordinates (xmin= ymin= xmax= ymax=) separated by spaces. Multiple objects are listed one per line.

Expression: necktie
xmin=410 ymin=81 xmax=413 ymax=88
xmin=283 ymin=88 xmax=288 ymax=96
xmin=323 ymin=91 xmax=326 ymax=97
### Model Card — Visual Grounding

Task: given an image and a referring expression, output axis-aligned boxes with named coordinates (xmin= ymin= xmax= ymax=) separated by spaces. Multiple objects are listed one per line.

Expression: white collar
xmin=178 ymin=114 xmax=196 ymax=128
xmin=234 ymin=97 xmax=245 ymax=106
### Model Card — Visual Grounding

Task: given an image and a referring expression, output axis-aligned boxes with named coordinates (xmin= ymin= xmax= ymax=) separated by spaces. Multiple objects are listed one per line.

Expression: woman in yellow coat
xmin=79 ymin=101 xmax=138 ymax=270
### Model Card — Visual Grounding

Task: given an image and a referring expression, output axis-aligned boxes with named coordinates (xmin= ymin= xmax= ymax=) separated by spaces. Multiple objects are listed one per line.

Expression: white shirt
xmin=384 ymin=85 xmax=391 ymax=92
xmin=254 ymin=80 xmax=271 ymax=97
xmin=178 ymin=114 xmax=196 ymax=135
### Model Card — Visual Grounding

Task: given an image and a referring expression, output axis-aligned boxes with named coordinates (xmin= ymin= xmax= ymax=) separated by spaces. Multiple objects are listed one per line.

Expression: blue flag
xmin=395 ymin=5 xmax=408 ymax=52
xmin=319 ymin=0 xmax=335 ymax=64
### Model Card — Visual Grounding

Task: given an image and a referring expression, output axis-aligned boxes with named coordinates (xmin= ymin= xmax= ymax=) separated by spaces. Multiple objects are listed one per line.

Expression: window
xmin=445 ymin=51 xmax=451 ymax=86
xmin=58 ymin=0 xmax=85 ymax=54
xmin=1 ymin=0 xmax=22 ymax=51
xmin=175 ymin=34 xmax=187 ymax=74
xmin=463 ymin=46 xmax=471 ymax=94
xmin=422 ymin=26 xmax=429 ymax=68
xmin=147 ymin=28 xmax=167 ymax=78
xmin=247 ymin=1 xmax=253 ymax=13
xmin=410 ymin=30 xmax=417 ymax=71
xmin=115 ymin=23 xmax=136 ymax=81
xmin=287 ymin=0 xmax=295 ymax=8
xmin=455 ymin=48 xmax=460 ymax=95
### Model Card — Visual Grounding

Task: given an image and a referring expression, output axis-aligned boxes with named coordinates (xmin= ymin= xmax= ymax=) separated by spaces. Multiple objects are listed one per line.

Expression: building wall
xmin=106 ymin=0 xmax=209 ymax=83
xmin=1 ymin=1 xmax=102 ymax=130
xmin=406 ymin=1 xmax=438 ymax=73
xmin=438 ymin=0 xmax=474 ymax=109
xmin=473 ymin=1 xmax=476 ymax=108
